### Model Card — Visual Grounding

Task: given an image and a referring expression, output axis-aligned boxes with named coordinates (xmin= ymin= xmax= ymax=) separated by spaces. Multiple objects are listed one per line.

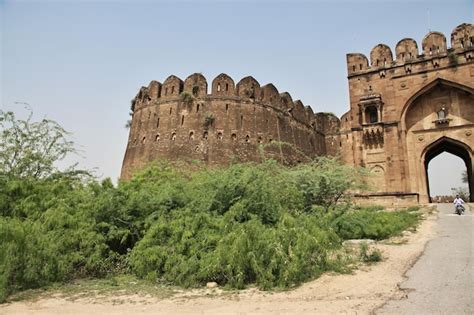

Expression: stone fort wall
xmin=121 ymin=73 xmax=340 ymax=179
xmin=340 ymin=22 xmax=474 ymax=203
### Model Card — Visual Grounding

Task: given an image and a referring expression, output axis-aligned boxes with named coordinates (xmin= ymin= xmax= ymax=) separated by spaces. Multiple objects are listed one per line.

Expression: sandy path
xmin=1 ymin=208 xmax=439 ymax=315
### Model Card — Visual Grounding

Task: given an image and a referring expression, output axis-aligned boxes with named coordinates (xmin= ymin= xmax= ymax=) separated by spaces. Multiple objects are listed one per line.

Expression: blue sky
xmin=1 ymin=0 xmax=472 ymax=194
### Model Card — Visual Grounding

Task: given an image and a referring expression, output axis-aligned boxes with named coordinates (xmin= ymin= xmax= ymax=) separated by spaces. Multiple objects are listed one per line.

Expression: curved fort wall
xmin=121 ymin=73 xmax=339 ymax=179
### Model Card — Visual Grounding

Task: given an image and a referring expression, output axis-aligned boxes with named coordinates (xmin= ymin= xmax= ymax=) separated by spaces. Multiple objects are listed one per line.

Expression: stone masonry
xmin=121 ymin=73 xmax=339 ymax=179
xmin=122 ymin=22 xmax=473 ymax=204
xmin=340 ymin=23 xmax=473 ymax=203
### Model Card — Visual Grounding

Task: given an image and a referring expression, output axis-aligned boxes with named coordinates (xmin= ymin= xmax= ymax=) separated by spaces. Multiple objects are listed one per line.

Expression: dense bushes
xmin=334 ymin=208 xmax=421 ymax=240
xmin=0 ymin=109 xmax=422 ymax=302
xmin=126 ymin=160 xmax=361 ymax=289
xmin=0 ymin=158 xmax=422 ymax=302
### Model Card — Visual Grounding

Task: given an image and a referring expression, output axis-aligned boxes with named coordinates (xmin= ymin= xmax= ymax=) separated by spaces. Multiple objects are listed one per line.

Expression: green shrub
xmin=0 ymin=214 xmax=112 ymax=302
xmin=334 ymin=209 xmax=420 ymax=240
xmin=406 ymin=205 xmax=420 ymax=212
xmin=129 ymin=212 xmax=343 ymax=290
xmin=180 ymin=92 xmax=194 ymax=104
xmin=354 ymin=205 xmax=385 ymax=212
xmin=203 ymin=113 xmax=215 ymax=127
xmin=359 ymin=242 xmax=382 ymax=263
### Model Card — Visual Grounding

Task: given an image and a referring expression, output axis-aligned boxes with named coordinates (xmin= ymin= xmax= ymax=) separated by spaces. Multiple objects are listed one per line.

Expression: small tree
xmin=461 ymin=170 xmax=468 ymax=183
xmin=180 ymin=92 xmax=194 ymax=104
xmin=204 ymin=113 xmax=215 ymax=128
xmin=453 ymin=187 xmax=469 ymax=201
xmin=0 ymin=109 xmax=77 ymax=178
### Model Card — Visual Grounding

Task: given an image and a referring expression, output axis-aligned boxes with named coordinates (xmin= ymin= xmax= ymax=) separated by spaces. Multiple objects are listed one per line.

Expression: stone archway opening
xmin=427 ymin=152 xmax=469 ymax=202
xmin=424 ymin=137 xmax=473 ymax=202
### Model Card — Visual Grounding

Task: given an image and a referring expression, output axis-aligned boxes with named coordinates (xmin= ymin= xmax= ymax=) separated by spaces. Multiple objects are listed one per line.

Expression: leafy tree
xmin=0 ymin=109 xmax=77 ymax=179
xmin=461 ymin=170 xmax=468 ymax=183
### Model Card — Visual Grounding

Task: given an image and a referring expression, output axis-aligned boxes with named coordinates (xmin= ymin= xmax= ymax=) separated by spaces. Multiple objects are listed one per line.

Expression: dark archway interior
xmin=424 ymin=138 xmax=473 ymax=202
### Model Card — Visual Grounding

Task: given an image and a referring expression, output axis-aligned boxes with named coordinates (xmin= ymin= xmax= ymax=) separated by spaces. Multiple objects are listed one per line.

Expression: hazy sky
xmin=1 ymin=0 xmax=472 ymax=195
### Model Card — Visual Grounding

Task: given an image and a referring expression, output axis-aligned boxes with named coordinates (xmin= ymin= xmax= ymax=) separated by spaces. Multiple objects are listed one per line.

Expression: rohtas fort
xmin=122 ymin=23 xmax=474 ymax=204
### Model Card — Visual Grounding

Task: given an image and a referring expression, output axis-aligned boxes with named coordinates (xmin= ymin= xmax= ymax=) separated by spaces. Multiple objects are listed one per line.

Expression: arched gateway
xmin=403 ymin=79 xmax=474 ymax=203
xmin=339 ymin=23 xmax=474 ymax=205
xmin=422 ymin=137 xmax=473 ymax=202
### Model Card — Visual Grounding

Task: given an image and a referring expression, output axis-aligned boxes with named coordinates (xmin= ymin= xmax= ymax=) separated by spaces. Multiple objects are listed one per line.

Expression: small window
xmin=376 ymin=59 xmax=379 ymax=66
xmin=171 ymin=132 xmax=176 ymax=141
xmin=156 ymin=117 xmax=160 ymax=128
xmin=155 ymin=134 xmax=160 ymax=141
xmin=225 ymin=104 xmax=229 ymax=112
xmin=142 ymin=137 xmax=146 ymax=144
xmin=203 ymin=131 xmax=208 ymax=140
xmin=353 ymin=65 xmax=356 ymax=72
xmin=231 ymin=133 xmax=237 ymax=141
xmin=189 ymin=131 xmax=194 ymax=140
xmin=461 ymin=39 xmax=464 ymax=48
xmin=225 ymin=83 xmax=229 ymax=91
xmin=170 ymin=107 xmax=172 ymax=115
xmin=181 ymin=115 xmax=184 ymax=125
xmin=217 ymin=83 xmax=221 ymax=92
xmin=196 ymin=104 xmax=200 ymax=112
xmin=192 ymin=86 xmax=199 ymax=96
xmin=249 ymin=86 xmax=255 ymax=99
xmin=365 ymin=106 xmax=378 ymax=124
xmin=429 ymin=47 xmax=433 ymax=55
xmin=359 ymin=63 xmax=362 ymax=70
xmin=257 ymin=136 xmax=262 ymax=144
xmin=245 ymin=135 xmax=250 ymax=143
xmin=240 ymin=115 xmax=243 ymax=128
xmin=217 ymin=132 xmax=223 ymax=140
xmin=171 ymin=86 xmax=175 ymax=94
xmin=383 ymin=58 xmax=387 ymax=66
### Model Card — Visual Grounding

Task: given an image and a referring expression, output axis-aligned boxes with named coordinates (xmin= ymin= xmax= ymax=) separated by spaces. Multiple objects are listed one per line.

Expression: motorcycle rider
xmin=453 ymin=194 xmax=465 ymax=214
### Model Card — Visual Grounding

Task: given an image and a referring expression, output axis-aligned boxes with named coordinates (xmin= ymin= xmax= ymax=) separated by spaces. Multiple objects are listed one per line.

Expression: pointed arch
xmin=422 ymin=136 xmax=473 ymax=202
xmin=400 ymin=78 xmax=474 ymax=131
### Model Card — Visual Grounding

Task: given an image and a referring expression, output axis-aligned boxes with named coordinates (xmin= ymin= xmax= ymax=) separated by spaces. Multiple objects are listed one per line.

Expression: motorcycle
xmin=455 ymin=204 xmax=465 ymax=215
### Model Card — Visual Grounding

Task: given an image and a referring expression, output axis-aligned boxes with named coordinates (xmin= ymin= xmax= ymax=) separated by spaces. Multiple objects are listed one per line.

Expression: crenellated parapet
xmin=122 ymin=73 xmax=340 ymax=178
xmin=347 ymin=23 xmax=473 ymax=77
xmin=130 ymin=73 xmax=332 ymax=128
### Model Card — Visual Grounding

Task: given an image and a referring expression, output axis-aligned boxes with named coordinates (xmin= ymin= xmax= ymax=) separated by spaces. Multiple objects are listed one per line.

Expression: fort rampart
xmin=121 ymin=73 xmax=340 ymax=179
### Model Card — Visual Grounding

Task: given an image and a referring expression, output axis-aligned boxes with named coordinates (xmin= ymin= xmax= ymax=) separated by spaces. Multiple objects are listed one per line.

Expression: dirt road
xmin=378 ymin=203 xmax=473 ymax=314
